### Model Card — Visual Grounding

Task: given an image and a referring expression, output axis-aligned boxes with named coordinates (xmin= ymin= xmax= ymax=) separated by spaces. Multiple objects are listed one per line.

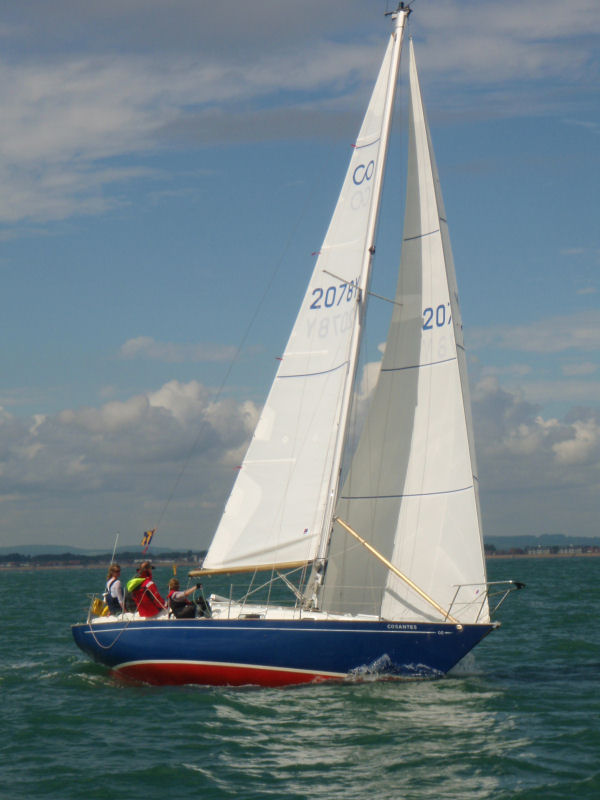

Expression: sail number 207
xmin=423 ymin=303 xmax=452 ymax=330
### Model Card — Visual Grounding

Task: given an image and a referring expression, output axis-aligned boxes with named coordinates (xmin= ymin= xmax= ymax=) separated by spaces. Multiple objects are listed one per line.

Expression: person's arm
xmin=146 ymin=580 xmax=167 ymax=609
xmin=172 ymin=587 xmax=195 ymax=600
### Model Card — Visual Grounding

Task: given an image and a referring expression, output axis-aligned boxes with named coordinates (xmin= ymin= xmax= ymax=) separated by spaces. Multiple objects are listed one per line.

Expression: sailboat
xmin=72 ymin=4 xmax=522 ymax=686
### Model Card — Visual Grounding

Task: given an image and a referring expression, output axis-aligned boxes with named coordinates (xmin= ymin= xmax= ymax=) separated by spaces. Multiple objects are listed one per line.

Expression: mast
xmin=308 ymin=4 xmax=411 ymax=597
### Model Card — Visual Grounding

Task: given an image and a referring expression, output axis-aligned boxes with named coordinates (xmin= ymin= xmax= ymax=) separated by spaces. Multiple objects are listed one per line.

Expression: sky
xmin=0 ymin=0 xmax=599 ymax=551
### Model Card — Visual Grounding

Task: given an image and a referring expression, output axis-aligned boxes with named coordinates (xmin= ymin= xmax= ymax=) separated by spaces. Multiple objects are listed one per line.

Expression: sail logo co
xmin=351 ymin=159 xmax=376 ymax=211
xmin=353 ymin=161 xmax=375 ymax=184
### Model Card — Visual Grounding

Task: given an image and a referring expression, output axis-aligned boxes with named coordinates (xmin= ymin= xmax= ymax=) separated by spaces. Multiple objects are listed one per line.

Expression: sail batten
xmin=354 ymin=133 xmax=382 ymax=146
xmin=277 ymin=361 xmax=349 ymax=379
xmin=404 ymin=228 xmax=440 ymax=241
xmin=341 ymin=485 xmax=475 ymax=501
xmin=381 ymin=355 xmax=457 ymax=372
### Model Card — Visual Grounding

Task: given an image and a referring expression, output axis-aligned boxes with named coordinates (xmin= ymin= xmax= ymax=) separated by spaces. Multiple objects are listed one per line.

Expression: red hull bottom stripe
xmin=115 ymin=660 xmax=344 ymax=687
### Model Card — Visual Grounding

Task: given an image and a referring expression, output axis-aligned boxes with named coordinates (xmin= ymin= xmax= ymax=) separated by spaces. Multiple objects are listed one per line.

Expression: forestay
xmin=321 ymin=41 xmax=489 ymax=624
xmin=203 ymin=24 xmax=406 ymax=574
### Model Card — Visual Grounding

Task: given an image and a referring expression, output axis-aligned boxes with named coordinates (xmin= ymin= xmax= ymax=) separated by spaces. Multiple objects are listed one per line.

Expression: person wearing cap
xmin=131 ymin=560 xmax=167 ymax=617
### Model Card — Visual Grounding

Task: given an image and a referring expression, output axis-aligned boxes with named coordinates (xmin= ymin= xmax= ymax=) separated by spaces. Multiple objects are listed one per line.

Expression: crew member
xmin=104 ymin=563 xmax=124 ymax=615
xmin=167 ymin=578 xmax=198 ymax=618
xmin=131 ymin=561 xmax=167 ymax=617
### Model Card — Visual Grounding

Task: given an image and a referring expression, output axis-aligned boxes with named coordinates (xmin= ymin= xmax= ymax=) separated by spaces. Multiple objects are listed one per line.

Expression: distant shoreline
xmin=1 ymin=551 xmax=598 ymax=572
xmin=0 ymin=560 xmax=200 ymax=572
xmin=487 ymin=552 xmax=600 ymax=559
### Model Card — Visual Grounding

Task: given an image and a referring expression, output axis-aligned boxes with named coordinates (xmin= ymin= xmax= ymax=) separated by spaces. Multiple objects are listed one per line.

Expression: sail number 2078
xmin=423 ymin=303 xmax=452 ymax=330
xmin=310 ymin=278 xmax=360 ymax=310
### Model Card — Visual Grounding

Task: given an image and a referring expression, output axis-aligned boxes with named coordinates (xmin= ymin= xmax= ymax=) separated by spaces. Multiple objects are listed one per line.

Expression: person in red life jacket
xmin=132 ymin=561 xmax=167 ymax=617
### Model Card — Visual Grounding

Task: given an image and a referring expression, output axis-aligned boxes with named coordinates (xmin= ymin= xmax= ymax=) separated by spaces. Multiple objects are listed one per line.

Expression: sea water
xmin=1 ymin=557 xmax=598 ymax=800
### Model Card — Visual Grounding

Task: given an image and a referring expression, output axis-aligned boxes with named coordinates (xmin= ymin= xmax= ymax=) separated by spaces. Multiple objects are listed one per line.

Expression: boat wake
xmin=349 ymin=654 xmax=442 ymax=682
xmin=448 ymin=652 xmax=482 ymax=678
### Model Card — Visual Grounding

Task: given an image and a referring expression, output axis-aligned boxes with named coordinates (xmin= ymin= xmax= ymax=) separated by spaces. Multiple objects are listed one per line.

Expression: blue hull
xmin=72 ymin=617 xmax=497 ymax=686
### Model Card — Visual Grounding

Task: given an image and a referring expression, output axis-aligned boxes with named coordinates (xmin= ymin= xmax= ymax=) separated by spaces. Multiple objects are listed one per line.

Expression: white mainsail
xmin=321 ymin=40 xmax=489 ymax=624
xmin=202 ymin=11 xmax=410 ymax=574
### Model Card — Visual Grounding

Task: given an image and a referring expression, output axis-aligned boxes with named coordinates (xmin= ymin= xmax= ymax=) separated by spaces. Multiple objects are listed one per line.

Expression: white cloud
xmin=0 ymin=379 xmax=258 ymax=548
xmin=0 ymin=40 xmax=382 ymax=224
xmin=120 ymin=336 xmax=237 ymax=364
xmin=58 ymin=394 xmax=151 ymax=434
xmin=470 ymin=309 xmax=600 ymax=354
xmin=0 ymin=367 xmax=598 ymax=547
xmin=466 ymin=379 xmax=599 ymax=537
xmin=508 ymin=379 xmax=600 ymax=407
xmin=561 ymin=362 xmax=598 ymax=377
xmin=472 ymin=378 xmax=600 ymax=530
xmin=481 ymin=364 xmax=532 ymax=378
xmin=552 ymin=418 xmax=600 ymax=465
xmin=0 ymin=0 xmax=597 ymax=225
